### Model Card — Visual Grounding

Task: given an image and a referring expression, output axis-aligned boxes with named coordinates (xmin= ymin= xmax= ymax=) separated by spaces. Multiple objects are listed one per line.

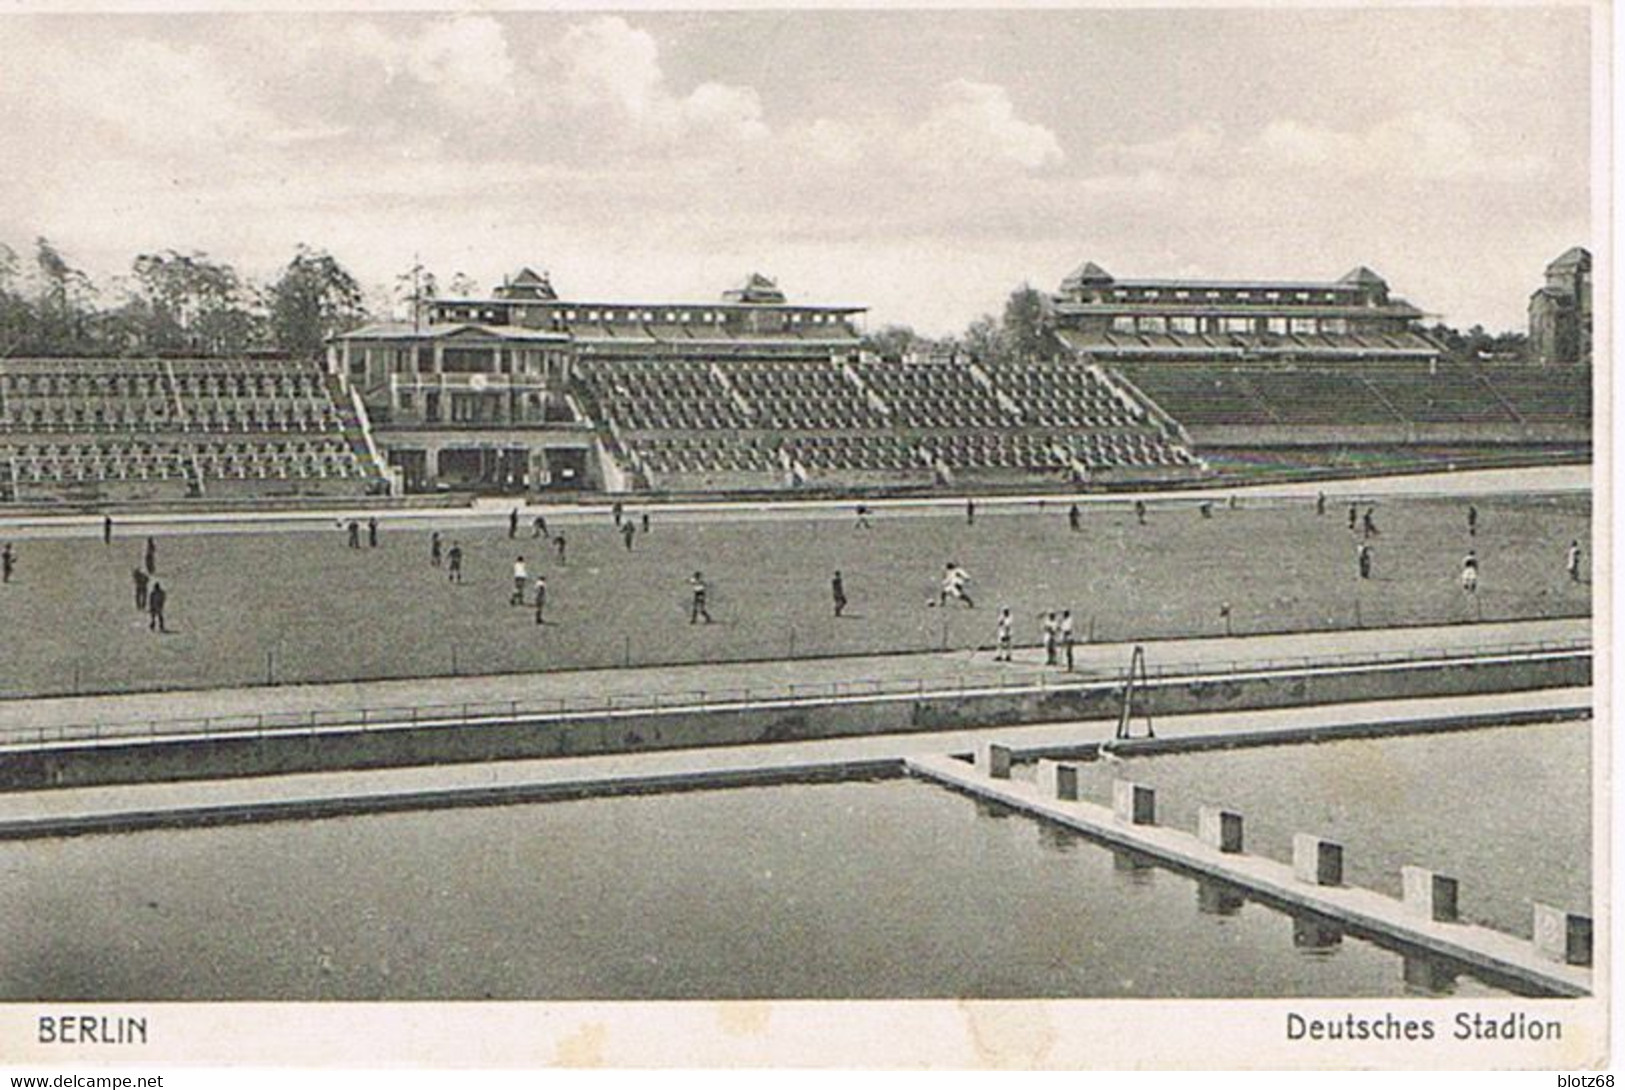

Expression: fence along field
xmin=0 ymin=493 xmax=1590 ymax=699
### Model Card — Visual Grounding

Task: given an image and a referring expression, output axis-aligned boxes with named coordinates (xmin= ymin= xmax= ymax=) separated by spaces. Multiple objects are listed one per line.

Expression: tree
xmin=131 ymin=250 xmax=258 ymax=355
xmin=395 ymin=259 xmax=439 ymax=328
xmin=32 ymin=237 xmax=97 ymax=352
xmin=960 ymin=314 xmax=1001 ymax=362
xmin=863 ymin=324 xmax=920 ymax=361
xmin=448 ymin=272 xmax=478 ymax=297
xmin=265 ymin=245 xmax=366 ymax=361
xmin=1001 ymin=283 xmax=1056 ymax=361
xmin=0 ymin=242 xmax=30 ymax=357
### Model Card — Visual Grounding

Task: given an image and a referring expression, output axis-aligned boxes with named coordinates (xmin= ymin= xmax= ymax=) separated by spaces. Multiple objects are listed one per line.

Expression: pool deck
xmin=0 ymin=684 xmax=1590 ymax=838
xmin=904 ymin=751 xmax=1593 ymax=998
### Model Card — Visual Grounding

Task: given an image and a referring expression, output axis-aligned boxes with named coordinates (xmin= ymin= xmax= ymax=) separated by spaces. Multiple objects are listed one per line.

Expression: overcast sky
xmin=0 ymin=7 xmax=1592 ymax=335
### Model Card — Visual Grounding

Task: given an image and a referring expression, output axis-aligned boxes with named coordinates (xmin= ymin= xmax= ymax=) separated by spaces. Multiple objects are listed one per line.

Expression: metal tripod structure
xmin=1114 ymin=644 xmax=1155 ymax=741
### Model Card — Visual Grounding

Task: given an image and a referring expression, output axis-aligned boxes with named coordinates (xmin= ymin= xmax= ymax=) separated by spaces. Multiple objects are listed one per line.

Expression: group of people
xmin=992 ymin=607 xmax=1078 ymax=667
xmin=343 ymin=517 xmax=381 ymax=549
xmin=126 ymin=535 xmax=167 ymax=631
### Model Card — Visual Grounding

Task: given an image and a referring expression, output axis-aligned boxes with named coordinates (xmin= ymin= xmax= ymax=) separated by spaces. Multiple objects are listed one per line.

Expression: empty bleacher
xmin=852 ymin=360 xmax=1017 ymax=429
xmin=1475 ymin=366 xmax=1592 ymax=424
xmin=0 ymin=358 xmax=383 ymax=501
xmin=573 ymin=358 xmax=748 ymax=431
xmin=576 ymin=353 xmax=1201 ymax=491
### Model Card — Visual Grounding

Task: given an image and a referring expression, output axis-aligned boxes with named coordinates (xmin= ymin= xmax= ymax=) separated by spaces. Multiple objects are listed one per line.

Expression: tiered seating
xmin=983 ymin=361 xmax=1143 ymax=428
xmin=573 ymin=358 xmax=747 ymax=430
xmin=625 ymin=435 xmax=781 ymax=479
xmin=917 ymin=430 xmax=1193 ymax=474
xmin=1118 ymin=367 xmax=1275 ymax=426
xmin=719 ymin=361 xmax=886 ymax=430
xmin=784 ymin=434 xmax=923 ymax=473
xmin=1053 ymin=430 xmax=1196 ymax=470
xmin=1477 ymin=366 xmax=1592 ymax=423
xmin=1242 ymin=371 xmax=1401 ymax=426
xmin=852 ymin=361 xmax=1016 ymax=428
xmin=1361 ymin=366 xmax=1517 ymax=424
xmin=0 ymin=357 xmax=381 ymax=499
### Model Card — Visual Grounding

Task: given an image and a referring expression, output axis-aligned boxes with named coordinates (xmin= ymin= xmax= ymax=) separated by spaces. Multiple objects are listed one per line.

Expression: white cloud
xmin=1095 ymin=112 xmax=1545 ymax=185
xmin=543 ymin=16 xmax=767 ymax=145
xmin=906 ymin=80 xmax=1064 ymax=172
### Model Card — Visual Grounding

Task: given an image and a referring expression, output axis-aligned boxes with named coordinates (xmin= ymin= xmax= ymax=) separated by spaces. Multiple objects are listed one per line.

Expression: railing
xmin=0 ymin=637 xmax=1590 ymax=753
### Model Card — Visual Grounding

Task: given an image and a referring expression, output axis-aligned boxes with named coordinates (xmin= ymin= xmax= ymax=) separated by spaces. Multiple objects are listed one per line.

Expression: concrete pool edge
xmin=0 ymin=692 xmax=1589 ymax=841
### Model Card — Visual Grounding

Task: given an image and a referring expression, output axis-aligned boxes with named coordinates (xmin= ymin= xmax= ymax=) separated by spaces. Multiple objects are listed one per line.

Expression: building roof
xmin=1059 ymin=261 xmax=1114 ymax=291
xmin=1547 ymin=246 xmax=1591 ymax=273
xmin=333 ymin=322 xmax=569 ymax=344
xmin=496 ymin=267 xmax=558 ymax=301
xmin=1338 ymin=266 xmax=1388 ymax=288
xmin=722 ymin=272 xmax=788 ymax=304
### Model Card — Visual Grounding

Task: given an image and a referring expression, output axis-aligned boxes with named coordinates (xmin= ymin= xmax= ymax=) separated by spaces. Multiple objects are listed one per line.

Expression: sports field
xmin=0 ymin=491 xmax=1589 ymax=698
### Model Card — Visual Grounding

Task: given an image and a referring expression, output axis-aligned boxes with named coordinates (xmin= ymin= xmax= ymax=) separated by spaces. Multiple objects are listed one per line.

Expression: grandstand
xmin=330 ymin=271 xmax=1202 ymax=495
xmin=1054 ymin=262 xmax=1591 ymax=467
xmin=0 ymin=258 xmax=1587 ymax=505
xmin=0 ymin=357 xmax=385 ymax=502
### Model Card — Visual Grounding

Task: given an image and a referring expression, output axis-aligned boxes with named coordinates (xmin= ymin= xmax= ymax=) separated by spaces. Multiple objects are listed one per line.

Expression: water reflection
xmin=1292 ymin=916 xmax=1344 ymax=953
xmin=1402 ymin=954 xmax=1459 ymax=996
xmin=1111 ymin=846 xmax=1156 ymax=886
xmin=1196 ymin=878 xmax=1246 ymax=917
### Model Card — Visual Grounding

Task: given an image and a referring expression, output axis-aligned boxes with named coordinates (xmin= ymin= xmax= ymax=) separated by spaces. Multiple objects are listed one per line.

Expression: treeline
xmin=0 ymin=239 xmax=370 ymax=362
xmin=1423 ymin=322 xmax=1530 ymax=363
xmin=863 ymin=285 xmax=1057 ymax=364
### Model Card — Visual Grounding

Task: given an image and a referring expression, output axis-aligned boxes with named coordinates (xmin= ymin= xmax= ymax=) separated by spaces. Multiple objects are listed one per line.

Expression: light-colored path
xmin=0 ymin=686 xmax=1589 ymax=830
xmin=0 ymin=617 xmax=1588 ymax=740
xmin=0 ymin=463 xmax=1589 ymax=538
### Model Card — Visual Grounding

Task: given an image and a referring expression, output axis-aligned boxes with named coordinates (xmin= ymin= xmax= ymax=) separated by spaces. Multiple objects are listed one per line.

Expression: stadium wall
xmin=1183 ymin=422 xmax=1592 ymax=447
xmin=2 ymin=651 xmax=1587 ymax=792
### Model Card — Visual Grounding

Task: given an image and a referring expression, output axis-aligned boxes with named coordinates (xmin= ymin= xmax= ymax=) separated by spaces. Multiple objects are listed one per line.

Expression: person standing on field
xmin=511 ymin=556 xmax=528 ymax=605
xmin=1059 ymin=610 xmax=1075 ymax=671
xmin=133 ymin=566 xmax=149 ymax=610
xmin=509 ymin=507 xmax=520 ymax=539
xmin=689 ymin=571 xmax=713 ymax=624
xmin=1566 ymin=539 xmax=1583 ymax=583
xmin=447 ymin=542 xmax=464 ymax=583
xmin=430 ymin=531 xmax=443 ymax=568
xmin=534 ymin=574 xmax=548 ymax=624
xmin=994 ymin=608 xmax=1013 ymax=662
xmin=1042 ymin=611 xmax=1059 ymax=666
xmin=832 ymin=570 xmax=847 ymax=617
xmin=147 ymin=580 xmax=167 ymax=633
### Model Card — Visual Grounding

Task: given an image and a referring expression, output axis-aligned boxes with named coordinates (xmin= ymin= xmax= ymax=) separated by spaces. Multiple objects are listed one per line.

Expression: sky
xmin=0 ymin=7 xmax=1594 ymax=336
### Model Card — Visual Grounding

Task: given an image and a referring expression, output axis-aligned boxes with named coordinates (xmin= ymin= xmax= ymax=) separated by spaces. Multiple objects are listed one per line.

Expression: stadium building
xmin=331 ymin=268 xmax=1204 ymax=495
xmin=1529 ymin=246 xmax=1592 ymax=366
xmin=1052 ymin=262 xmax=1591 ymax=475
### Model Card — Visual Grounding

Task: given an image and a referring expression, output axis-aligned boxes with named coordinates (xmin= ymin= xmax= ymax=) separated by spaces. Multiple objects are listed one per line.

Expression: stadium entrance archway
xmin=389 ymin=449 xmax=430 ymax=492
xmin=435 ymin=447 xmax=530 ymax=492
xmin=539 ymin=448 xmax=588 ymax=490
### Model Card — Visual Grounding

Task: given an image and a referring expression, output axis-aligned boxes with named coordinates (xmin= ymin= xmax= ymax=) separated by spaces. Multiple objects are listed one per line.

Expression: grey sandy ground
xmin=0 ymin=616 xmax=1587 ymax=737
xmin=0 ymin=685 xmax=1588 ymax=828
xmin=0 ymin=463 xmax=1590 ymax=539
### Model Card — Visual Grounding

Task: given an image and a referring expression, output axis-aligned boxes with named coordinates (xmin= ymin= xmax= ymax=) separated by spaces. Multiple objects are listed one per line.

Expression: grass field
xmin=0 ymin=492 xmax=1590 ymax=698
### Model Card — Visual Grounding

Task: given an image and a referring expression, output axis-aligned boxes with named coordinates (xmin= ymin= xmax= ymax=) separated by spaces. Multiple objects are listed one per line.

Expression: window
xmin=1170 ymin=315 xmax=1199 ymax=334
xmin=1139 ymin=315 xmax=1167 ymax=333
xmin=1266 ymin=317 xmax=1288 ymax=335
xmin=1289 ymin=317 xmax=1317 ymax=334
xmin=1111 ymin=316 xmax=1136 ymax=333
xmin=1220 ymin=316 xmax=1251 ymax=334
